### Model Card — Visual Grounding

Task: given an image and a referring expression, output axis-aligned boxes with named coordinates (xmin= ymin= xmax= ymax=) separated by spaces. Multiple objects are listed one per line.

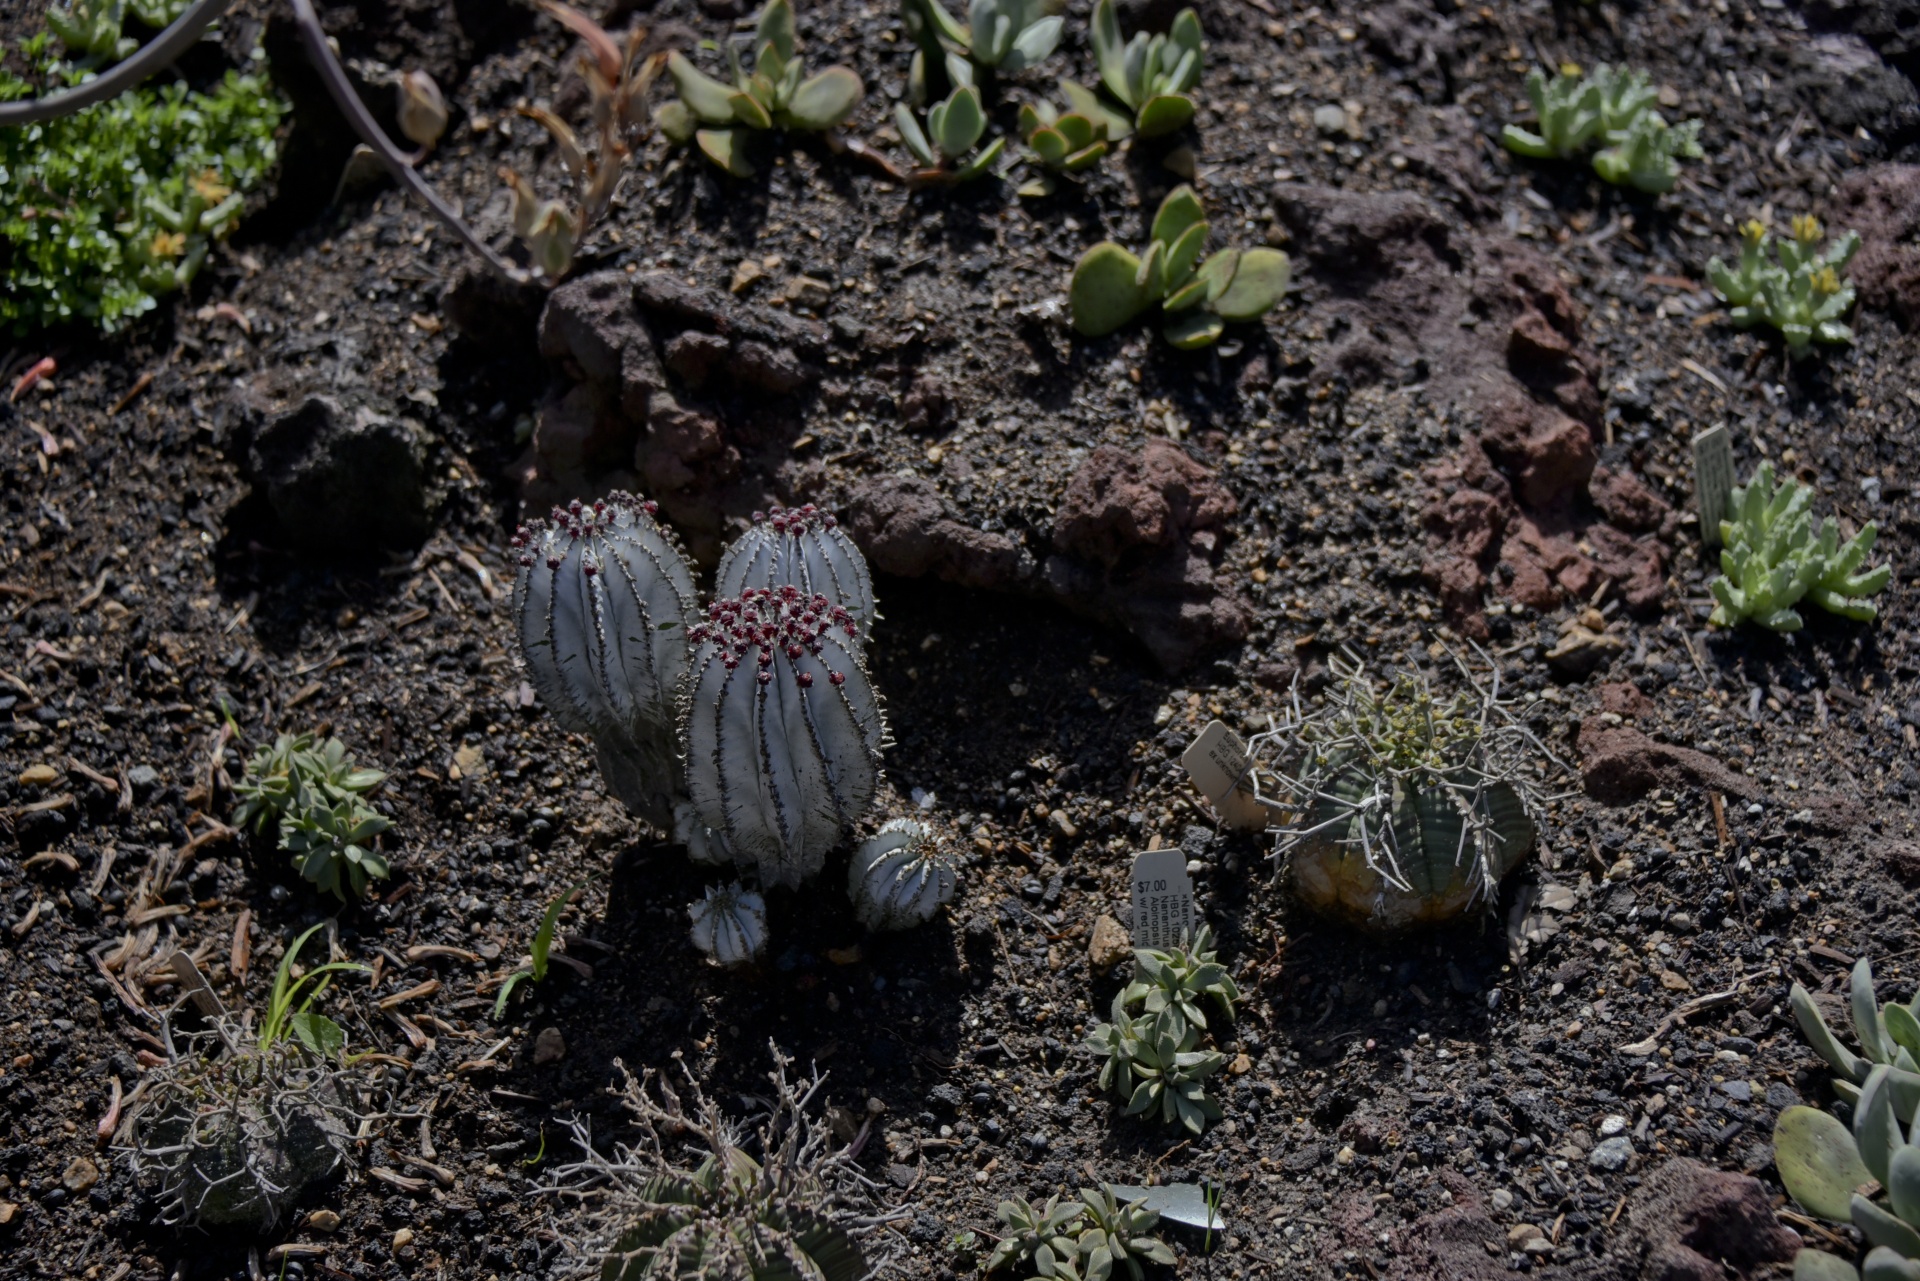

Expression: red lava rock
xmin=901 ymin=373 xmax=956 ymax=434
xmin=1833 ymin=164 xmax=1920 ymax=327
xmin=1594 ymin=1159 xmax=1799 ymax=1281
xmin=532 ymin=383 xmax=633 ymax=479
xmin=1386 ymin=1171 xmax=1506 ymax=1281
xmin=847 ymin=475 xmax=1026 ymax=590
xmin=1479 ymin=395 xmax=1597 ymax=510
xmin=1590 ymin=464 xmax=1675 ymax=535
xmin=663 ymin=330 xmax=731 ymax=389
xmin=1577 ymin=722 xmax=1761 ymax=804
xmin=637 ymin=392 xmax=737 ymax=495
xmin=1587 ymin=524 xmax=1669 ymax=614
xmin=1881 ymin=839 xmax=1920 ymax=886
xmin=1597 ymin=682 xmax=1655 ymax=720
xmin=1053 ymin=441 xmax=1238 ymax=568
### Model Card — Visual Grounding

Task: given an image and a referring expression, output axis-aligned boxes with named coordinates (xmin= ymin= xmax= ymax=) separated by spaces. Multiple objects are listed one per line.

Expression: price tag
xmin=1129 ymin=848 xmax=1195 ymax=951
xmin=1180 ymin=719 xmax=1269 ymax=831
xmin=1692 ymin=424 xmax=1734 ymax=547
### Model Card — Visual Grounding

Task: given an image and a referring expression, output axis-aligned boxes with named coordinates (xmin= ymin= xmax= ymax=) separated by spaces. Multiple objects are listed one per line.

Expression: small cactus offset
xmin=511 ymin=493 xmax=701 ymax=829
xmin=1248 ymin=657 xmax=1546 ymax=931
xmin=848 ymin=818 xmax=958 ymax=931
xmin=689 ymin=881 xmax=770 ymax=968
xmin=714 ymin=505 xmax=877 ymax=639
xmin=681 ymin=586 xmax=887 ymax=889
xmin=1709 ymin=462 xmax=1890 ymax=631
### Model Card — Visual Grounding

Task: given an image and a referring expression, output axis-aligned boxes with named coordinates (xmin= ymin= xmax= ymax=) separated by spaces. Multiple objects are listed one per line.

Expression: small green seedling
xmin=1016 ymin=98 xmax=1109 ymax=196
xmin=658 ymin=0 xmax=865 ymax=176
xmin=896 ymin=84 xmax=1004 ymax=185
xmin=1068 ymin=184 xmax=1290 ymax=348
xmin=493 ymin=881 xmax=590 ymax=1018
xmin=1709 ymin=461 xmax=1889 ymax=631
xmin=1064 ymin=0 xmax=1203 ymax=139
xmin=258 ymin=923 xmax=369 ymax=1059
xmin=1084 ymin=994 xmax=1226 ymax=1134
xmin=1708 ymin=215 xmax=1860 ymax=355
xmin=1502 ymin=63 xmax=1701 ymax=193
xmin=235 ymin=732 xmax=393 ymax=900
xmin=985 ymin=1186 xmax=1176 ymax=1280
xmin=1121 ymin=924 xmax=1239 ymax=1032
xmin=46 ymin=0 xmax=138 ymax=63
xmin=901 ymin=0 xmax=1062 ymax=104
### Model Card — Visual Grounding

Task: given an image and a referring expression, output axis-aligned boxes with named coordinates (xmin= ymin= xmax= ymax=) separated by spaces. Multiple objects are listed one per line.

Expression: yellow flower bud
xmin=1810 ymin=267 xmax=1841 ymax=297
xmin=150 ymin=230 xmax=187 ymax=259
xmin=1791 ymin=213 xmax=1822 ymax=245
xmin=190 ymin=169 xmax=232 ymax=204
xmin=1740 ymin=218 xmax=1766 ymax=247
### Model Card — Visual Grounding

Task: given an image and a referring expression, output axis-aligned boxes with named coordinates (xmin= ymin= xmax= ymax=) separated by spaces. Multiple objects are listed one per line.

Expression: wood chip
xmin=406 ymin=944 xmax=481 ymax=964
xmin=231 ymin=908 xmax=252 ymax=982
xmin=127 ymin=903 xmax=191 ymax=926
xmin=378 ymin=979 xmax=441 ymax=1011
xmin=368 ymin=1166 xmax=431 ymax=1193
xmin=23 ymin=850 xmax=80 ymax=874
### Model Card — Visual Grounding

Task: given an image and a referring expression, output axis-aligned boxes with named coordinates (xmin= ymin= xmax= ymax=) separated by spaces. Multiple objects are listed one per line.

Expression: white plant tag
xmin=1692 ymin=424 xmax=1734 ymax=547
xmin=1180 ymin=719 xmax=1268 ymax=830
xmin=1129 ymin=848 xmax=1195 ymax=951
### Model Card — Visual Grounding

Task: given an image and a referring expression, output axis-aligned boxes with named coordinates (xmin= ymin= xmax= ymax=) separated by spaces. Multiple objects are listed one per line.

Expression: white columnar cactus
xmin=682 ymin=586 xmax=886 ymax=889
xmin=714 ymin=504 xmax=877 ymax=642
xmin=688 ymin=882 xmax=768 ymax=967
xmin=847 ymin=818 xmax=956 ymax=931
xmin=510 ymin=493 xmax=699 ymax=827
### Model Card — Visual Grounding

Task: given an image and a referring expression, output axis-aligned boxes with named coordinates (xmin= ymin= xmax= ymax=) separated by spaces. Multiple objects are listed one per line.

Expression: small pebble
xmin=1598 ymin=1114 xmax=1628 ymax=1137
xmin=1491 ymin=1189 xmax=1515 ymax=1212
xmin=1313 ymin=104 xmax=1347 ymax=134
xmin=17 ymin=764 xmax=58 ymax=787
xmin=533 ymin=1027 xmax=566 ymax=1065
xmin=61 ymin=1157 xmax=98 ymax=1193
xmin=308 ymin=1209 xmax=341 ymax=1232
xmin=1588 ymin=1136 xmax=1633 ymax=1171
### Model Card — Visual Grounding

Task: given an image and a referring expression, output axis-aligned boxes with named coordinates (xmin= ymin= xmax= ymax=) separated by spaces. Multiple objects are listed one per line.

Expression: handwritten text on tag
xmin=1180 ymin=719 xmax=1268 ymax=830
xmin=1692 ymin=424 xmax=1734 ymax=547
xmin=1129 ymin=848 xmax=1195 ymax=951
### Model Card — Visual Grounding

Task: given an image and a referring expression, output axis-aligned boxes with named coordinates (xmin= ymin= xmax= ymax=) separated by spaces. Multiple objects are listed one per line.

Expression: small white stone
xmin=1598 ymin=1114 xmax=1628 ymax=1137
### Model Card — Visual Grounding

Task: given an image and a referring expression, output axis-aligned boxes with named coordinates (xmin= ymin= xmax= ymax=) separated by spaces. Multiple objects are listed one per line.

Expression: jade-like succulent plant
xmin=512 ymin=494 xmax=702 ymax=829
xmin=1248 ymin=658 xmax=1544 ymax=931
xmin=1015 ymin=98 xmax=1109 ymax=196
xmin=986 ymin=1192 xmax=1085 ymax=1276
xmin=1121 ymin=924 xmax=1238 ymax=1032
xmin=689 ymin=881 xmax=770 ymax=967
xmin=1084 ymin=992 xmax=1225 ymax=1135
xmin=1075 ymin=1185 xmax=1178 ymax=1281
xmin=1709 ymin=462 xmax=1889 ymax=631
xmin=714 ymin=504 xmax=877 ymax=642
xmin=558 ymin=1051 xmax=871 ymax=1281
xmin=659 ymin=0 xmax=865 ymax=177
xmin=47 ymin=0 xmax=138 ymax=63
xmin=681 ymin=587 xmax=886 ymax=889
xmin=1775 ymin=1064 xmax=1920 ymax=1281
xmin=896 ymin=84 xmax=1007 ymax=185
xmin=234 ymin=733 xmax=392 ymax=900
xmin=502 ymin=2 xmax=662 ymax=277
xmin=1502 ymin=64 xmax=1702 ymax=193
xmin=1793 ymin=958 xmax=1920 ymax=1123
xmin=1069 ymin=185 xmax=1290 ymax=349
xmin=901 ymin=0 xmax=1063 ymax=105
xmin=1709 ymin=215 xmax=1860 ymax=355
xmin=847 ymin=818 xmax=957 ymax=931
xmin=1067 ymin=0 xmax=1203 ymax=139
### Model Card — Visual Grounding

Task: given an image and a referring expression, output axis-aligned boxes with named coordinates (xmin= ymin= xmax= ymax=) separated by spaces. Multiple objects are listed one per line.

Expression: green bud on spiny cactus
xmin=848 ymin=818 xmax=957 ymax=931
xmin=688 ymin=881 xmax=768 ymax=967
xmin=682 ymin=586 xmax=886 ymax=889
xmin=1257 ymin=661 xmax=1544 ymax=931
xmin=511 ymin=493 xmax=701 ymax=829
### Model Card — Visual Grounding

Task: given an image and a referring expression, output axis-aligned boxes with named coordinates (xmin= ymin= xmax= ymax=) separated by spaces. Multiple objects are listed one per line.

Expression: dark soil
xmin=3 ymin=0 xmax=1920 ymax=1278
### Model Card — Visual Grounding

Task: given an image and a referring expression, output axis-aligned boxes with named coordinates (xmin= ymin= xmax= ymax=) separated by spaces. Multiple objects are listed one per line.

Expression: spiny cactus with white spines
xmin=848 ymin=818 xmax=956 ymax=931
xmin=510 ymin=494 xmax=700 ymax=828
xmin=682 ymin=586 xmax=887 ymax=890
xmin=714 ymin=504 xmax=877 ymax=643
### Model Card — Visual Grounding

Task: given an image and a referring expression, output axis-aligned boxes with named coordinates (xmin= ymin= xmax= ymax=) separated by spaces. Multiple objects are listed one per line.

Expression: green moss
xmin=0 ymin=34 xmax=284 ymax=334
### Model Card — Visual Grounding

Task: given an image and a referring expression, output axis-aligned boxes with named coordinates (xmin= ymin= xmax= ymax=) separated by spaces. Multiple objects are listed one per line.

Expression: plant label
xmin=1129 ymin=847 xmax=1195 ymax=950
xmin=1181 ymin=719 xmax=1268 ymax=830
xmin=1692 ymin=424 xmax=1734 ymax=546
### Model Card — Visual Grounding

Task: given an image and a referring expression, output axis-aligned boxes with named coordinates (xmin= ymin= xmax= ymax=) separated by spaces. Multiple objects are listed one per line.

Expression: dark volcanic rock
xmin=848 ymin=475 xmax=1028 ymax=590
xmin=248 ymin=395 xmax=429 ymax=554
